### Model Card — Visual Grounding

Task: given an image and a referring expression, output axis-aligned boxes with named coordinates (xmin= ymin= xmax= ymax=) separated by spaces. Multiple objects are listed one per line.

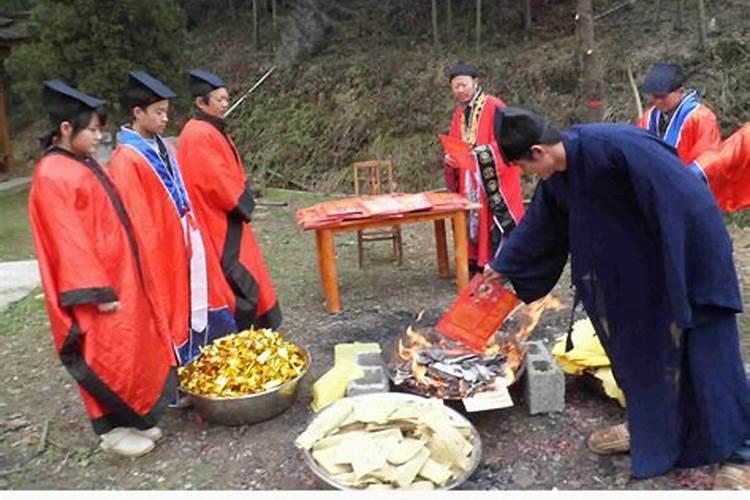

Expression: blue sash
xmin=116 ymin=127 xmax=191 ymax=217
xmin=647 ymin=90 xmax=700 ymax=148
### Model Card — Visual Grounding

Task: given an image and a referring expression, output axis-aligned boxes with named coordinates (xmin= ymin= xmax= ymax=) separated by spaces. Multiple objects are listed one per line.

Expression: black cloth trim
xmin=474 ymin=144 xmax=517 ymax=253
xmin=233 ymin=182 xmax=256 ymax=222
xmin=221 ymin=214 xmax=282 ymax=331
xmin=60 ymin=287 xmax=117 ymax=308
xmin=59 ymin=321 xmax=177 ymax=435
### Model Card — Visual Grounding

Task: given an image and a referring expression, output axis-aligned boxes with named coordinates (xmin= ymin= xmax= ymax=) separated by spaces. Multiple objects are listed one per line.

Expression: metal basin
xmin=181 ymin=346 xmax=310 ymax=426
xmin=301 ymin=392 xmax=482 ymax=490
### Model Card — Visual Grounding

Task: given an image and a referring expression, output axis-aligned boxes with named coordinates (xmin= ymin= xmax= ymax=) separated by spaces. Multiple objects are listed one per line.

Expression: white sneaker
xmin=99 ymin=427 xmax=155 ymax=457
xmin=128 ymin=426 xmax=163 ymax=442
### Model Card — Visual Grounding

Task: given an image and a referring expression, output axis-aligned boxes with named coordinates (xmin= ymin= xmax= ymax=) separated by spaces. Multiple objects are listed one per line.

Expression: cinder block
xmin=355 ymin=351 xmax=384 ymax=368
xmin=524 ymin=341 xmax=565 ymax=415
xmin=346 ymin=366 xmax=390 ymax=397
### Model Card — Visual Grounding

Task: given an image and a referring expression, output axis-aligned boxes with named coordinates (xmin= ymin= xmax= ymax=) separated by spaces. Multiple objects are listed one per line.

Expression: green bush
xmin=5 ymin=0 xmax=187 ymax=120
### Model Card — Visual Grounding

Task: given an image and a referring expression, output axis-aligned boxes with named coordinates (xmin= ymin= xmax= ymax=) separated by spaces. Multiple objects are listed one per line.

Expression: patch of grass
xmin=0 ymin=189 xmax=34 ymax=261
xmin=725 ymin=211 xmax=750 ymax=229
xmin=0 ymin=290 xmax=48 ymax=338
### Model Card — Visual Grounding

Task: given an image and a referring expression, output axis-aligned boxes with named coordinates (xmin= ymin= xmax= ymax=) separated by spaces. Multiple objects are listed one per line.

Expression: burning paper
xmin=388 ymin=296 xmax=563 ymax=400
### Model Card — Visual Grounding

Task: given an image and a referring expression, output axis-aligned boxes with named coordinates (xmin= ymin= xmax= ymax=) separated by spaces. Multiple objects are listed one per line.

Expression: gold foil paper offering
xmin=296 ymin=398 xmax=476 ymax=489
xmin=179 ymin=328 xmax=307 ymax=397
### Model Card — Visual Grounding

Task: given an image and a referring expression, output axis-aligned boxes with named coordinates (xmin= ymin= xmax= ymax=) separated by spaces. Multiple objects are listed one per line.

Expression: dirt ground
xmin=0 ymin=188 xmax=748 ymax=490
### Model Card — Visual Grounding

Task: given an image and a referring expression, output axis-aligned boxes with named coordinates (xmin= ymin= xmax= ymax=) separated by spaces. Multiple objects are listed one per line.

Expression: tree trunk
xmin=655 ymin=0 xmax=661 ymax=23
xmin=446 ymin=0 xmax=452 ymax=37
xmin=675 ymin=0 xmax=684 ymax=31
xmin=272 ymin=0 xmax=277 ymax=32
xmin=252 ymin=0 xmax=259 ymax=50
xmin=523 ymin=0 xmax=532 ymax=31
xmin=475 ymin=0 xmax=482 ymax=55
xmin=697 ymin=0 xmax=707 ymax=51
xmin=432 ymin=0 xmax=439 ymax=47
xmin=576 ymin=0 xmax=604 ymax=122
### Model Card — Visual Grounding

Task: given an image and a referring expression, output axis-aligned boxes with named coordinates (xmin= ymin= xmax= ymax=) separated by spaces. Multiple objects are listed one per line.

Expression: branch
xmin=626 ymin=61 xmax=643 ymax=118
xmin=595 ymin=0 xmax=637 ymax=21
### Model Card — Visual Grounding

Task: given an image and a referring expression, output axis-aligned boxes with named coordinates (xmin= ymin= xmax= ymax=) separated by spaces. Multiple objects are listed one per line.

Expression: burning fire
xmin=391 ymin=295 xmax=563 ymax=399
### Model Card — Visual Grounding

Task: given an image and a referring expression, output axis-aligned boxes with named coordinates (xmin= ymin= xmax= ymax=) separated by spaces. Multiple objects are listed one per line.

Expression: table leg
xmin=452 ymin=211 xmax=470 ymax=293
xmin=315 ymin=229 xmax=341 ymax=313
xmin=434 ymin=219 xmax=450 ymax=278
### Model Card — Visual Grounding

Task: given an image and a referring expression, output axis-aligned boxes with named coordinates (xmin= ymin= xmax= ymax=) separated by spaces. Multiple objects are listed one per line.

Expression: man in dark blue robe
xmin=484 ymin=107 xmax=750 ymax=485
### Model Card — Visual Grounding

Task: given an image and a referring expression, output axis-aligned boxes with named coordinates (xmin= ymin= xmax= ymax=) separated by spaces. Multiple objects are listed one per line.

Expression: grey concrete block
xmin=524 ymin=341 xmax=565 ymax=415
xmin=346 ymin=366 xmax=389 ymax=397
xmin=355 ymin=351 xmax=384 ymax=368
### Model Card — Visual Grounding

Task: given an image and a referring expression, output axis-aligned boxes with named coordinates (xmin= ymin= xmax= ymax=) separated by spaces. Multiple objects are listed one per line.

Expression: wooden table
xmin=309 ymin=206 xmax=473 ymax=313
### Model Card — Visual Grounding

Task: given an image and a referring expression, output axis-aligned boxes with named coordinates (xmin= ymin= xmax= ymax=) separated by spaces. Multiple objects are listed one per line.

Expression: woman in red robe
xmin=29 ymin=80 xmax=175 ymax=457
xmin=177 ymin=69 xmax=281 ymax=331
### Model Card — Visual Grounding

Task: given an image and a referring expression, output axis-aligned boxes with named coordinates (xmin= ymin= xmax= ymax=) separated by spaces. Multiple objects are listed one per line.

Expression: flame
xmin=500 ymin=294 xmax=563 ymax=371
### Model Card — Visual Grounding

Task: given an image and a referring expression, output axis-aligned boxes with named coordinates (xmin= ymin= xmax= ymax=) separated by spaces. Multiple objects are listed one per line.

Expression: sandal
xmin=714 ymin=463 xmax=750 ymax=490
xmin=129 ymin=426 xmax=163 ymax=442
xmin=587 ymin=423 xmax=630 ymax=455
xmin=99 ymin=427 xmax=155 ymax=457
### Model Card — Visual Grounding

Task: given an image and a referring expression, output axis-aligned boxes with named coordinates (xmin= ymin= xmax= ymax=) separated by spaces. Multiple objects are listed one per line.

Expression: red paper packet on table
xmin=439 ymin=134 xmax=476 ymax=171
xmin=435 ymin=274 xmax=521 ymax=352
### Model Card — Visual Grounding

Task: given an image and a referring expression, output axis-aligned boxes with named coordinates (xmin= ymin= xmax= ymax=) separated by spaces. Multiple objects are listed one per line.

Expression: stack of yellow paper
xmin=296 ymin=397 xmax=476 ymax=489
xmin=552 ymin=318 xmax=626 ymax=407
xmin=310 ymin=343 xmax=381 ymax=412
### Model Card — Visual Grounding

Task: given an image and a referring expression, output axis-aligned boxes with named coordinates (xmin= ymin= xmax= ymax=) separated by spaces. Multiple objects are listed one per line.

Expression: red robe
xmin=694 ymin=124 xmax=750 ymax=212
xmin=177 ymin=114 xmax=281 ymax=330
xmin=445 ymin=91 xmax=525 ymax=267
xmin=108 ymin=129 xmax=209 ymax=365
xmin=636 ymin=99 xmax=721 ymax=164
xmin=29 ymin=148 xmax=175 ymax=434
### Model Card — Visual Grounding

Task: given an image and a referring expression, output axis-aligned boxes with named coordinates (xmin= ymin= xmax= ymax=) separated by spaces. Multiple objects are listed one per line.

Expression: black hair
xmin=512 ymin=124 xmax=563 ymax=162
xmin=40 ymin=106 xmax=108 ymax=150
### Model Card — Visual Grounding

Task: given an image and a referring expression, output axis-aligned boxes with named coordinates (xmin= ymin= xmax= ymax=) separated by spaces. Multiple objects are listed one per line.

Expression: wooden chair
xmin=353 ymin=160 xmax=403 ymax=268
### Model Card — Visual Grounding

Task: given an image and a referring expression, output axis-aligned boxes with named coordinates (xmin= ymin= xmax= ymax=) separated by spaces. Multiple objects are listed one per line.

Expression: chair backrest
xmin=353 ymin=160 xmax=396 ymax=196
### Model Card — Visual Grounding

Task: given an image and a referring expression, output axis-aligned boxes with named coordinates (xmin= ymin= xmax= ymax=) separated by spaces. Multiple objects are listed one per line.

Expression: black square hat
xmin=640 ymin=63 xmax=685 ymax=95
xmin=448 ymin=62 xmax=479 ymax=81
xmin=124 ymin=71 xmax=176 ymax=109
xmin=42 ymin=79 xmax=106 ymax=124
xmin=188 ymin=69 xmax=226 ymax=97
xmin=496 ymin=107 xmax=561 ymax=163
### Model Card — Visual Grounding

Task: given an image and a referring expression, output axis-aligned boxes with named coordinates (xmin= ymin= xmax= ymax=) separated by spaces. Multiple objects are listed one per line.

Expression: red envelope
xmin=435 ymin=274 xmax=521 ymax=352
xmin=439 ymin=134 xmax=476 ymax=171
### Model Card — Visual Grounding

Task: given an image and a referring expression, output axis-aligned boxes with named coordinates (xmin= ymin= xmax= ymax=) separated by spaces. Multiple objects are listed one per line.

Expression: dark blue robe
xmin=492 ymin=124 xmax=750 ymax=478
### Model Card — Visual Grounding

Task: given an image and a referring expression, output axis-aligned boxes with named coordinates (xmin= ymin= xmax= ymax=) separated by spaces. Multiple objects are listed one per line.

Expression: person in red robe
xmin=443 ymin=63 xmax=525 ymax=270
xmin=636 ymin=63 xmax=721 ymax=164
xmin=29 ymin=80 xmax=175 ymax=457
xmin=108 ymin=72 xmax=235 ymax=370
xmin=690 ymin=124 xmax=750 ymax=212
xmin=177 ymin=69 xmax=281 ymax=330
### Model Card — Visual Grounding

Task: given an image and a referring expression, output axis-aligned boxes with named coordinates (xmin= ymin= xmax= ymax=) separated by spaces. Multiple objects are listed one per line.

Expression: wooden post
xmin=315 ymin=229 xmax=340 ymax=314
xmin=434 ymin=219 xmax=450 ymax=278
xmin=0 ymin=79 xmax=13 ymax=173
xmin=452 ymin=211 xmax=470 ymax=293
